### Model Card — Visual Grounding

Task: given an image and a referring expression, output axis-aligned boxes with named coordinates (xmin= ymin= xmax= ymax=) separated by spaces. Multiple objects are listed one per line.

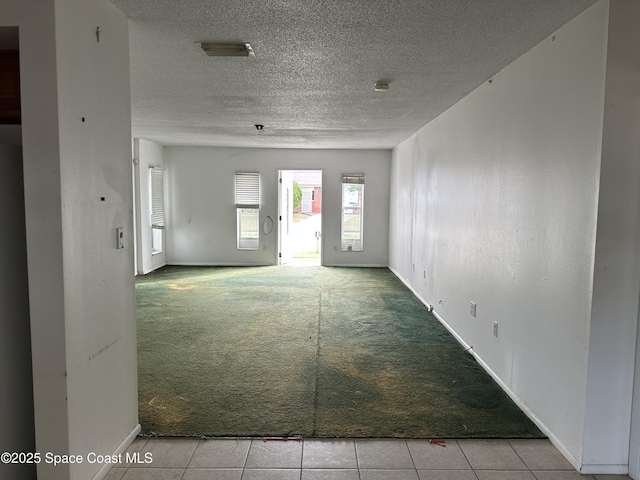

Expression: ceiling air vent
xmin=199 ymin=43 xmax=255 ymax=57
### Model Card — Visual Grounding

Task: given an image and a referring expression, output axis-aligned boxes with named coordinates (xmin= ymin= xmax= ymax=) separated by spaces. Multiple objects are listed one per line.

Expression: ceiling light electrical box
xmin=374 ymin=82 xmax=390 ymax=92
xmin=199 ymin=42 xmax=255 ymax=57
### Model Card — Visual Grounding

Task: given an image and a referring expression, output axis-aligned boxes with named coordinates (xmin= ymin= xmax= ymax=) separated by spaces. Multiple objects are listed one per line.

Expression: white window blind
xmin=235 ymin=172 xmax=260 ymax=208
xmin=150 ymin=167 xmax=165 ymax=228
xmin=341 ymin=173 xmax=365 ymax=185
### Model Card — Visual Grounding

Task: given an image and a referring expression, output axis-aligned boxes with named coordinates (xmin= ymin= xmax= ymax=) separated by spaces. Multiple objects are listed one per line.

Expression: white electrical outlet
xmin=423 ymin=270 xmax=426 ymax=279
xmin=493 ymin=322 xmax=499 ymax=337
xmin=470 ymin=302 xmax=476 ymax=317
xmin=412 ymin=263 xmax=415 ymax=271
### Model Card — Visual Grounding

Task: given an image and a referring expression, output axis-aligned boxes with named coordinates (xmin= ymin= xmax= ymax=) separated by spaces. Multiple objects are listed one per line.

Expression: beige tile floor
xmin=104 ymin=438 xmax=632 ymax=480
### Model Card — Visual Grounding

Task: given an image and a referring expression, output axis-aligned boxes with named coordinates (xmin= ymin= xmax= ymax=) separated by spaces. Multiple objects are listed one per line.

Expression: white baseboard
xmin=92 ymin=424 xmax=141 ymax=480
xmin=167 ymin=262 xmax=271 ymax=267
xmin=168 ymin=262 xmax=388 ymax=268
xmin=580 ymin=464 xmax=628 ymax=475
xmin=323 ymin=263 xmax=388 ymax=268
xmin=140 ymin=263 xmax=167 ymax=275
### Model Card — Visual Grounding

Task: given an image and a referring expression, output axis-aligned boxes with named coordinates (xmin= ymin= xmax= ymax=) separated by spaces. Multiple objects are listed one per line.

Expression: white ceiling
xmin=110 ymin=0 xmax=597 ymax=149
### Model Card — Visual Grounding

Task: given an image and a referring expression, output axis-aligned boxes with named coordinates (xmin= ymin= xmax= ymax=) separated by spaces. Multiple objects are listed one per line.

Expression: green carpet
xmin=136 ymin=266 xmax=543 ymax=439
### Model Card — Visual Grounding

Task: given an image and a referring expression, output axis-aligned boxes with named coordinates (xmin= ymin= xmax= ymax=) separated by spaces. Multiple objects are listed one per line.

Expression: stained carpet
xmin=136 ymin=266 xmax=543 ymax=439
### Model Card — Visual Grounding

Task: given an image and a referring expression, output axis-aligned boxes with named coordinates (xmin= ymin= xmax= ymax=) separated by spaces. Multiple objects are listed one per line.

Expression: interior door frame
xmin=277 ymin=169 xmax=294 ymax=265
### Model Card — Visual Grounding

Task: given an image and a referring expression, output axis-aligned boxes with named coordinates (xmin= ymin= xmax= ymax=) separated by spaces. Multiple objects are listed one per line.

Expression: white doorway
xmin=278 ymin=169 xmax=322 ymax=266
xmin=278 ymin=170 xmax=294 ymax=265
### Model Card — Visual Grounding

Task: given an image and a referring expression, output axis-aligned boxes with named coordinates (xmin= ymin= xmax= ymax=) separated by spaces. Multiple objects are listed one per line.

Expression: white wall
xmin=586 ymin=0 xmax=640 ymax=474
xmin=165 ymin=147 xmax=391 ymax=267
xmin=2 ymin=1 xmax=139 ymax=479
xmin=2 ymin=4 xmax=71 ymax=477
xmin=390 ymin=1 xmax=610 ymax=470
xmin=134 ymin=138 xmax=167 ymax=274
xmin=0 ymin=143 xmax=36 ymax=480
xmin=56 ymin=1 xmax=139 ymax=477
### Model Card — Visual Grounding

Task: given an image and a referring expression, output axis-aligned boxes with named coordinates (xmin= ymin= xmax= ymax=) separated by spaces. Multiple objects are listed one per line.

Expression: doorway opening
xmin=0 ymin=25 xmax=37 ymax=479
xmin=278 ymin=169 xmax=322 ymax=266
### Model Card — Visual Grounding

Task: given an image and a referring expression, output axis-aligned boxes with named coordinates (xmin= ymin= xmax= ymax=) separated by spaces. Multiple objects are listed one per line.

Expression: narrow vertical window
xmin=150 ymin=167 xmax=165 ymax=254
xmin=341 ymin=174 xmax=365 ymax=251
xmin=235 ymin=172 xmax=260 ymax=250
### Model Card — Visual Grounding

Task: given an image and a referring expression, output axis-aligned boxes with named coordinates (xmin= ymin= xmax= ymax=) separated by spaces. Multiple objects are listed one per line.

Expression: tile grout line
xmin=242 ymin=438 xmax=253 ymax=478
xmin=119 ymin=437 xmax=149 ymax=476
xmin=354 ymin=439 xmax=362 ymax=480
xmin=299 ymin=439 xmax=304 ymax=480
xmin=506 ymin=439 xmax=531 ymax=474
xmin=182 ymin=438 xmax=201 ymax=473
xmin=404 ymin=439 xmax=420 ymax=477
xmin=456 ymin=440 xmax=480 ymax=479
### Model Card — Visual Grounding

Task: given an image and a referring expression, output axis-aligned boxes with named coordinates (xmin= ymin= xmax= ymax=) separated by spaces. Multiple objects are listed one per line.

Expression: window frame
xmin=340 ymin=174 xmax=365 ymax=252
xmin=149 ymin=166 xmax=165 ymax=255
xmin=235 ymin=172 xmax=260 ymax=250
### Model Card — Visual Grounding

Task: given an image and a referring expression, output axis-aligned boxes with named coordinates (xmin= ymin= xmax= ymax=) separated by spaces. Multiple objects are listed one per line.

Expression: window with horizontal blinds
xmin=150 ymin=167 xmax=165 ymax=229
xmin=235 ymin=172 xmax=260 ymax=250
xmin=341 ymin=173 xmax=365 ymax=251
xmin=235 ymin=172 xmax=260 ymax=208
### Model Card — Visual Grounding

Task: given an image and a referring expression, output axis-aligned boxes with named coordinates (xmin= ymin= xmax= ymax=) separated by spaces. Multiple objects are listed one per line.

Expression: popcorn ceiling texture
xmin=110 ymin=0 xmax=597 ymax=149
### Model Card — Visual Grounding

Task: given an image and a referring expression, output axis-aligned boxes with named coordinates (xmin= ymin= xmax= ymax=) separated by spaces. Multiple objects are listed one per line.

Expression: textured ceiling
xmin=109 ymin=0 xmax=597 ymax=149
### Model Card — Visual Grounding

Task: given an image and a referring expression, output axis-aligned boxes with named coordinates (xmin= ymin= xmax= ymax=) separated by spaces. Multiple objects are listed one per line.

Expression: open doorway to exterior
xmin=278 ymin=169 xmax=322 ymax=266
